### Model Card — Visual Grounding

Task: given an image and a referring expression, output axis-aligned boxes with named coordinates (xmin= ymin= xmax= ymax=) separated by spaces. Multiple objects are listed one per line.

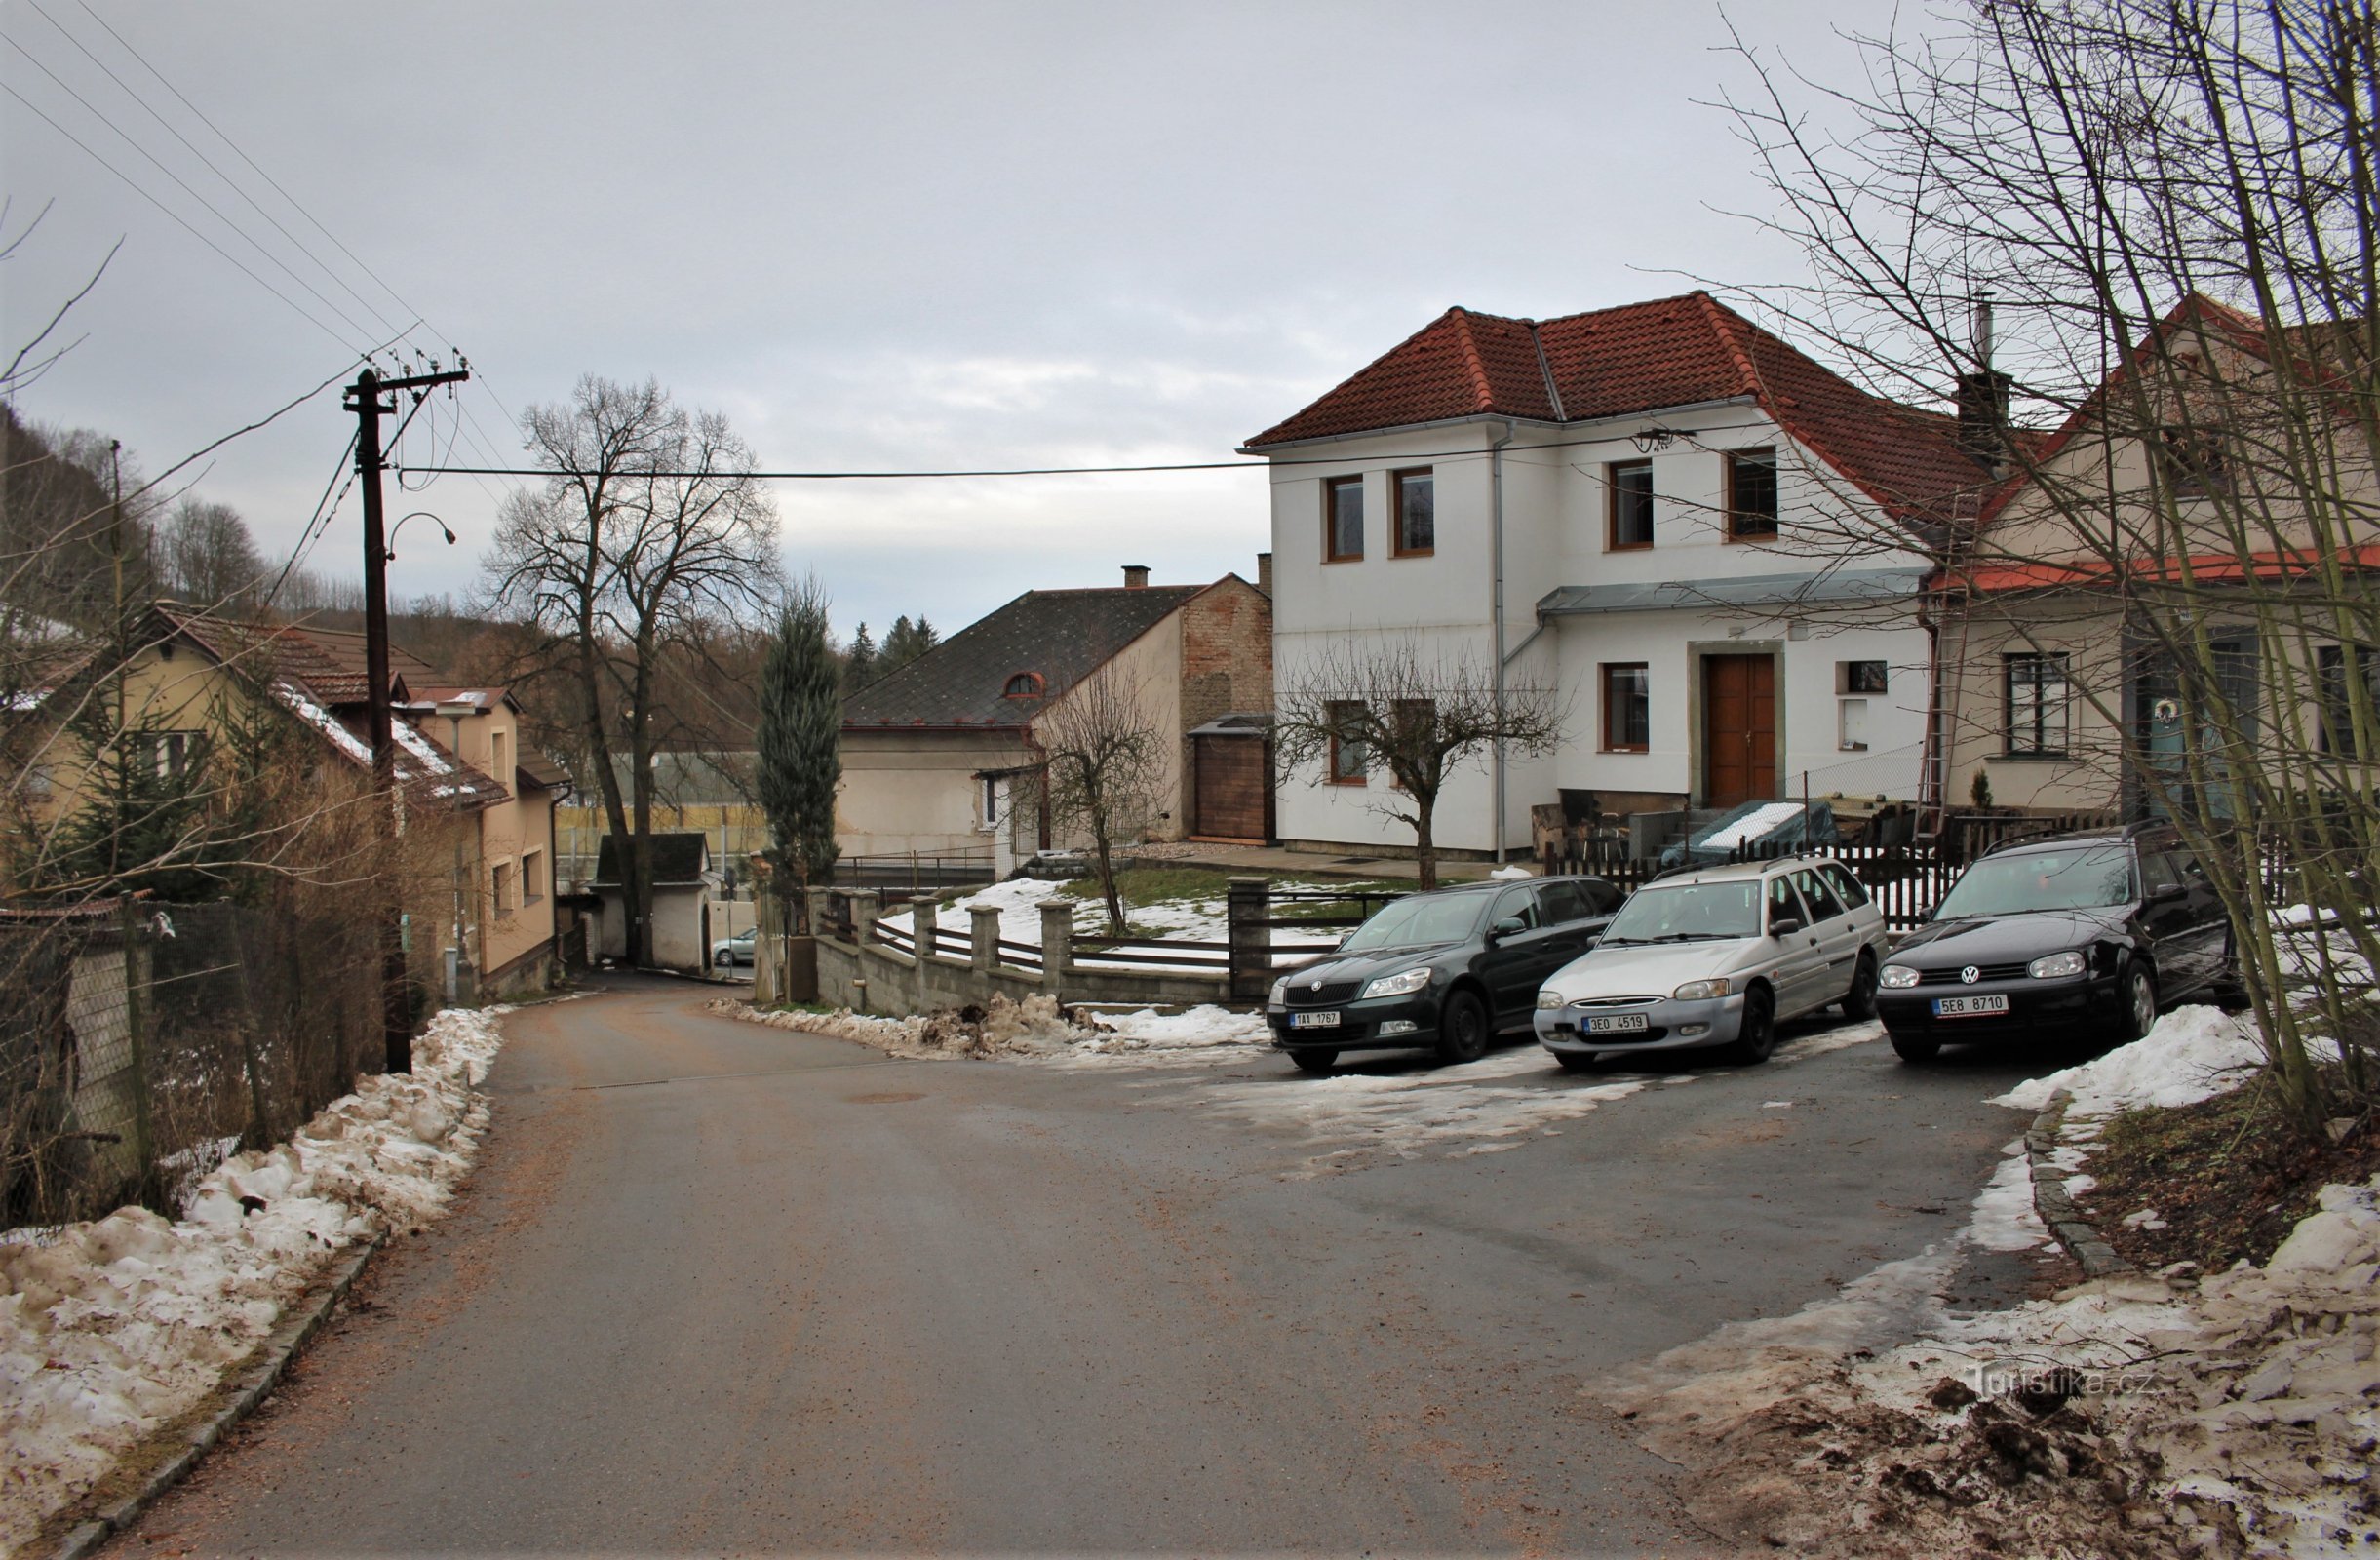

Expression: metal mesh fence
xmin=0 ymin=896 xmax=386 ymax=1228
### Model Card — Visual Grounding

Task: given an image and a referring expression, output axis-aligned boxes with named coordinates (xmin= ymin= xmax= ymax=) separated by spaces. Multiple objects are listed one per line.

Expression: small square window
xmin=1841 ymin=660 xmax=1889 ymax=694
xmin=1602 ymin=664 xmax=1650 ymax=752
xmin=1609 ymin=460 xmax=1654 ymax=550
xmin=1726 ymin=448 xmax=1779 ymax=540
xmin=1324 ymin=476 xmax=1364 ymax=562
xmin=1838 ymin=698 xmax=1870 ymax=751
xmin=1393 ymin=469 xmax=1434 ymax=556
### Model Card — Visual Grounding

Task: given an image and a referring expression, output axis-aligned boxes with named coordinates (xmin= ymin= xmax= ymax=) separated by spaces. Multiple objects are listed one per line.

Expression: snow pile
xmin=711 ymin=994 xmax=1086 ymax=1060
xmin=1700 ymin=801 xmax=1808 ymax=850
xmin=1045 ymin=1005 xmax=1273 ymax=1067
xmin=1990 ymin=1004 xmax=2268 ymax=1116
xmin=0 ymin=1005 xmax=507 ymax=1557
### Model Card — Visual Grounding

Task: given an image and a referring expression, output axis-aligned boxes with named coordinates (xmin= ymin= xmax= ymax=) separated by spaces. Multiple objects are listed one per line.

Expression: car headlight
xmin=1672 ymin=977 xmax=1732 ymax=1001
xmin=1360 ymin=966 xmax=1433 ymax=999
xmin=1879 ymin=964 xmax=1921 ymax=989
xmin=2029 ymin=951 xmax=2087 ymax=980
xmin=1536 ymin=989 xmax=1565 ymax=1010
xmin=1268 ymin=977 xmax=1289 ymax=1006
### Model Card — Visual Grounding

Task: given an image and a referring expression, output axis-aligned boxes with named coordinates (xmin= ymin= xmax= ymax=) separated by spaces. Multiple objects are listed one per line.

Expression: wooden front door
xmin=1702 ymin=654 xmax=1777 ymax=807
xmin=1190 ymin=733 xmax=1270 ymax=842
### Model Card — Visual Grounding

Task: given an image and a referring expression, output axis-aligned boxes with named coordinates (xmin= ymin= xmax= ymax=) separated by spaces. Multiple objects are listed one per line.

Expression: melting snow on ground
xmin=1602 ymin=1001 xmax=2378 ymax=1555
xmin=0 ymin=1005 xmax=507 ymax=1558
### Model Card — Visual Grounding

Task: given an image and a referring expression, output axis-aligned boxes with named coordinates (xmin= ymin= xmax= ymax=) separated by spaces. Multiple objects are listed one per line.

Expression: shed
xmin=590 ymin=832 xmax=722 ymax=972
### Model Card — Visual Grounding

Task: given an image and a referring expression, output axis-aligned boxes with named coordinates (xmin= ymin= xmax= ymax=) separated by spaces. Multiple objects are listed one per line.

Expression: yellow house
xmin=5 ymin=603 xmax=570 ymax=999
xmin=1932 ymin=294 xmax=2380 ymax=819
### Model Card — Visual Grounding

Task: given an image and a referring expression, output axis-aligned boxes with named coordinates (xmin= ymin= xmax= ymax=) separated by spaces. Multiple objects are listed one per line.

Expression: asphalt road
xmin=110 ymin=976 xmax=2072 ymax=1556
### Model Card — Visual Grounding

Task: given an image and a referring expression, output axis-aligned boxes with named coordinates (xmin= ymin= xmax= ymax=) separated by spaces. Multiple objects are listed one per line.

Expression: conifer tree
xmin=843 ymin=622 xmax=876 ymax=689
xmin=757 ymin=581 xmax=842 ymax=933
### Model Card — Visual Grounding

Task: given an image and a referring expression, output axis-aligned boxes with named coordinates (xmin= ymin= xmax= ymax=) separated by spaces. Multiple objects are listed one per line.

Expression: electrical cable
xmin=0 ymin=30 xmax=380 ymax=348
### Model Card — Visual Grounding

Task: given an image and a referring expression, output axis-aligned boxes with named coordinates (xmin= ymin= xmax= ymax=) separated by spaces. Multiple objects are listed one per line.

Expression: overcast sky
xmin=2 ymin=0 xmax=1911 ymax=644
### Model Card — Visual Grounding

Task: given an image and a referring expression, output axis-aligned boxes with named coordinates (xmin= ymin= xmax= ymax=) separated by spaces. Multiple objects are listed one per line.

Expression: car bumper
xmin=1876 ymin=975 xmax=2126 ymax=1038
xmin=1534 ymin=992 xmax=1746 ymax=1055
xmin=1267 ymin=991 xmax=1441 ymax=1052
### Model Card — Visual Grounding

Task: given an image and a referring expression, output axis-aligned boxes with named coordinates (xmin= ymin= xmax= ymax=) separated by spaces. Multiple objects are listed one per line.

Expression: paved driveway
xmin=110 ymin=976 xmax=2068 ymax=1555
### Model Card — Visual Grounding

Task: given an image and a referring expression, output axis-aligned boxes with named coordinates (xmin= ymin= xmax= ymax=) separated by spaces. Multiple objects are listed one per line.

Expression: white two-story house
xmin=1243 ymin=292 xmax=1999 ymax=858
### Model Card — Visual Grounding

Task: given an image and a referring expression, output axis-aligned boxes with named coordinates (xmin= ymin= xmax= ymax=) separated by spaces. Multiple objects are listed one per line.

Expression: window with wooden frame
xmin=1327 ymin=699 xmax=1368 ymax=783
xmin=1392 ymin=469 xmax=1434 ymax=556
xmin=521 ymin=849 xmax=545 ymax=903
xmin=491 ymin=861 xmax=514 ymax=916
xmin=1725 ymin=448 xmax=1779 ymax=540
xmin=489 ymin=728 xmax=510 ymax=795
xmin=2318 ymin=644 xmax=2380 ymax=758
xmin=2005 ymin=652 xmax=2071 ymax=757
xmin=1608 ymin=460 xmax=1654 ymax=550
xmin=1323 ymin=475 xmax=1364 ymax=562
xmin=1601 ymin=664 xmax=1650 ymax=752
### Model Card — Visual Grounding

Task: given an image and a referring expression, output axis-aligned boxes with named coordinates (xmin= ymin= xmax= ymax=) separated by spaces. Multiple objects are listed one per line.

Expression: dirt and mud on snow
xmin=1597 ymin=1008 xmax=2379 ymax=1558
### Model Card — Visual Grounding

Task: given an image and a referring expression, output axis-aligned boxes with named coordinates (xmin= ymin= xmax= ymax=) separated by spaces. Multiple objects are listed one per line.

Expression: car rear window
xmin=1819 ymin=861 xmax=1871 ymax=909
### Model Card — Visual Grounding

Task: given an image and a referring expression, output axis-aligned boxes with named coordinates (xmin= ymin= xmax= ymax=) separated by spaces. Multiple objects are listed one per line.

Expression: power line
xmin=26 ymin=0 xmax=408 ymax=341
xmin=0 ymin=30 xmax=380 ymax=349
xmin=0 ymin=81 xmax=356 ymax=352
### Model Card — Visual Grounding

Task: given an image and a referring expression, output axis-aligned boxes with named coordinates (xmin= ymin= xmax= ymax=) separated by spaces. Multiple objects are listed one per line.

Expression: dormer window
xmin=1003 ymin=672 xmax=1045 ymax=699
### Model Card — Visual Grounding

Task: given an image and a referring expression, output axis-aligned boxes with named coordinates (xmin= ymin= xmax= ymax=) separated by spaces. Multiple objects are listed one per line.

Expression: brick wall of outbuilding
xmin=1177 ymin=573 xmax=1272 ymax=732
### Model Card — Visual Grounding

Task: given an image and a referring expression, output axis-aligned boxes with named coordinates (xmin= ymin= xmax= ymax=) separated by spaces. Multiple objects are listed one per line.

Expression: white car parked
xmin=1533 ymin=856 xmax=1889 ymax=1070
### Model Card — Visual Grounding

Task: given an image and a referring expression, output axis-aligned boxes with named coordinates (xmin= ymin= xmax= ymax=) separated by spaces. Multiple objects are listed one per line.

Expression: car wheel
xmin=2121 ymin=962 xmax=2159 ymax=1041
xmin=1290 ymin=1049 xmax=1338 ymax=1075
xmin=715 ymin=951 xmax=731 ymax=968
xmin=1724 ymin=985 xmax=1777 ymax=1065
xmin=1890 ymin=1030 xmax=1940 ymax=1063
xmin=1842 ymin=951 xmax=1880 ymax=1021
xmin=1435 ymin=990 xmax=1491 ymax=1065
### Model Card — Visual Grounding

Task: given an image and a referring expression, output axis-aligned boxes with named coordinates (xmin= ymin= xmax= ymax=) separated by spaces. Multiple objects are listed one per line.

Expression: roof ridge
xmin=1693 ymin=292 xmax=1766 ymax=399
xmin=1527 ymin=319 xmax=1567 ymax=421
xmin=1445 ymin=307 xmax=1499 ymax=412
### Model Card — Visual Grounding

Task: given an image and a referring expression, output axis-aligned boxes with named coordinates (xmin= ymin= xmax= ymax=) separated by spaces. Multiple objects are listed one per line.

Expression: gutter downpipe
xmin=1491 ymin=419 xmax=1515 ymax=865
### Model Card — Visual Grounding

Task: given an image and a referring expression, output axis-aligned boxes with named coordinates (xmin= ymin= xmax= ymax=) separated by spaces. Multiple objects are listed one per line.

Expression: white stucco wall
xmin=1266 ymin=405 xmax=1940 ymax=850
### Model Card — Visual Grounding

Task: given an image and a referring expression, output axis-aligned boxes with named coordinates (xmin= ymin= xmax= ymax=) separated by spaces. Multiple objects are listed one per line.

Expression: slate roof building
xmin=839 ymin=565 xmax=1273 ymax=872
xmin=588 ymin=830 xmax=722 ymax=972
xmin=1243 ymin=292 xmax=2002 ymax=857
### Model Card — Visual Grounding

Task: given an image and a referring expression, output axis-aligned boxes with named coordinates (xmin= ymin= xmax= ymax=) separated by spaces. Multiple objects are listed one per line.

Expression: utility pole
xmin=345 ymin=361 xmax=469 ymax=1072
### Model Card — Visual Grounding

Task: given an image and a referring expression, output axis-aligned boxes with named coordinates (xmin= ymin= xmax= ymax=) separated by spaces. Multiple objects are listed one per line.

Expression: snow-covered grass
xmin=0 ymin=1005 xmax=507 ymax=1558
xmin=713 ymin=994 xmax=1273 ymax=1069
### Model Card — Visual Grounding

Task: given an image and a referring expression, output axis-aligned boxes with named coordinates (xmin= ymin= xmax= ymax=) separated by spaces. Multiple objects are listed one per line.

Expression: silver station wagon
xmin=1533 ymin=855 xmax=1890 ymax=1070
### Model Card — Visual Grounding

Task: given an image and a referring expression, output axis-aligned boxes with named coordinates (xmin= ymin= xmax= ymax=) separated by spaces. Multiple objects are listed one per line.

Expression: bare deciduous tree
xmin=1724 ymin=0 xmax=2378 ymax=1128
xmin=1034 ymin=663 xmax=1166 ymax=936
xmin=482 ymin=375 xmax=782 ymax=966
xmin=157 ymin=497 xmax=266 ymax=613
xmin=1274 ymin=639 xmax=1565 ymax=889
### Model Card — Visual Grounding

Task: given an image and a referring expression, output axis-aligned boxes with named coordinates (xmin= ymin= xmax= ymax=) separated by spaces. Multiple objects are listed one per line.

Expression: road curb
xmin=45 ymin=1232 xmax=386 ymax=1560
xmin=2026 ymin=1087 xmax=2134 ymax=1279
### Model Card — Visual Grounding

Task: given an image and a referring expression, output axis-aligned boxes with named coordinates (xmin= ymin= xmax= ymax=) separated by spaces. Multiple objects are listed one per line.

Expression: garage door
xmin=1191 ymin=734 xmax=1268 ymax=841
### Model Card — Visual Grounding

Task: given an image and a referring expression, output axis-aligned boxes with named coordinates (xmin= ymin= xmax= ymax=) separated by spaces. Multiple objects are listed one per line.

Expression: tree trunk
xmin=1093 ymin=806 xmax=1125 ymax=936
xmin=1413 ymin=800 xmax=1438 ymax=891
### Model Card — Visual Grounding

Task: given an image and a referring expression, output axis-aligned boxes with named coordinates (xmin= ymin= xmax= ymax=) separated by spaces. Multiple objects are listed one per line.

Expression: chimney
xmin=1256 ymin=551 xmax=1273 ymax=597
xmin=1122 ymin=565 xmax=1150 ymax=590
xmin=1955 ymin=295 xmax=2011 ymax=472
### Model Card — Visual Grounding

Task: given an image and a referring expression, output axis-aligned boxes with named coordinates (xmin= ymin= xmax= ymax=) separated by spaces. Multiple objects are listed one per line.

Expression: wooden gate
xmin=1190 ymin=729 xmax=1270 ymax=842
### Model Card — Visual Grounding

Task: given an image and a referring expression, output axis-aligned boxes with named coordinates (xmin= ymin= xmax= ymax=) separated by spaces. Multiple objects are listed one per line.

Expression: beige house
xmin=1932 ymin=294 xmax=2380 ymax=819
xmin=5 ymin=604 xmax=569 ymax=999
xmin=839 ymin=564 xmax=1274 ymax=875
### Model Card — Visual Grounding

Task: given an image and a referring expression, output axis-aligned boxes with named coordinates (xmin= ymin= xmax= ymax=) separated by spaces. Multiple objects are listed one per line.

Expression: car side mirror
xmin=2149 ymin=880 xmax=2187 ymax=903
xmin=1770 ymin=915 xmax=1806 ymax=937
xmin=1490 ymin=916 xmax=1527 ymax=941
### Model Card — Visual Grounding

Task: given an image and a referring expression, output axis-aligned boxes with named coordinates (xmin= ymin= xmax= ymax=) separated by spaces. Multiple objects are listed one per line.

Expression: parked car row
xmin=1266 ymin=820 xmax=2236 ymax=1076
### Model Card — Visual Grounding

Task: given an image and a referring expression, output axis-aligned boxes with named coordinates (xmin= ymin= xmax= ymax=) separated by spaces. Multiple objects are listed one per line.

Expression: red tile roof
xmin=1944 ymin=540 xmax=2380 ymax=596
xmin=1243 ymin=292 xmax=1995 ymax=521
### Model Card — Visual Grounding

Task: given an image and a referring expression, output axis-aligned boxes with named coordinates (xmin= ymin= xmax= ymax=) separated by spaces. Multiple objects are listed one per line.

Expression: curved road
xmin=109 ymin=976 xmax=2050 ymax=1555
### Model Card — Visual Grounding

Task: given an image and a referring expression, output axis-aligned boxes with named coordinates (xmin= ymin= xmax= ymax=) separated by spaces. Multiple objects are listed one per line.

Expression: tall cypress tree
xmin=757 ymin=582 xmax=842 ymax=933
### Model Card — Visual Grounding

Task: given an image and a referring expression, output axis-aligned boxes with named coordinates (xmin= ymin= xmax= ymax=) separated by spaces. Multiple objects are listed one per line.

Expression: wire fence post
xmin=116 ymin=901 xmax=155 ymax=1205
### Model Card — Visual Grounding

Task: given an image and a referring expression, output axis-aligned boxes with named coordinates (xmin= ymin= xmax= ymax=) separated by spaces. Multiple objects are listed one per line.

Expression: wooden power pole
xmin=344 ymin=361 xmax=469 ymax=1072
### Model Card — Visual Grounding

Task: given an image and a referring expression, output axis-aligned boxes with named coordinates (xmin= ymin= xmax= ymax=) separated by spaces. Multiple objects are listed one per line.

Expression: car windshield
xmin=1340 ymin=893 xmax=1490 ymax=952
xmin=1933 ymin=844 xmax=2136 ymax=918
xmin=1600 ymin=880 xmax=1763 ymax=943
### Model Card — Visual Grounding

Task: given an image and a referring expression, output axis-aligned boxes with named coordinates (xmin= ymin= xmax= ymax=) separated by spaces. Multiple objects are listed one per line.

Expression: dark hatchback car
xmin=1267 ymin=876 xmax=1622 ymax=1074
xmin=1877 ymin=822 xmax=2237 ymax=1062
